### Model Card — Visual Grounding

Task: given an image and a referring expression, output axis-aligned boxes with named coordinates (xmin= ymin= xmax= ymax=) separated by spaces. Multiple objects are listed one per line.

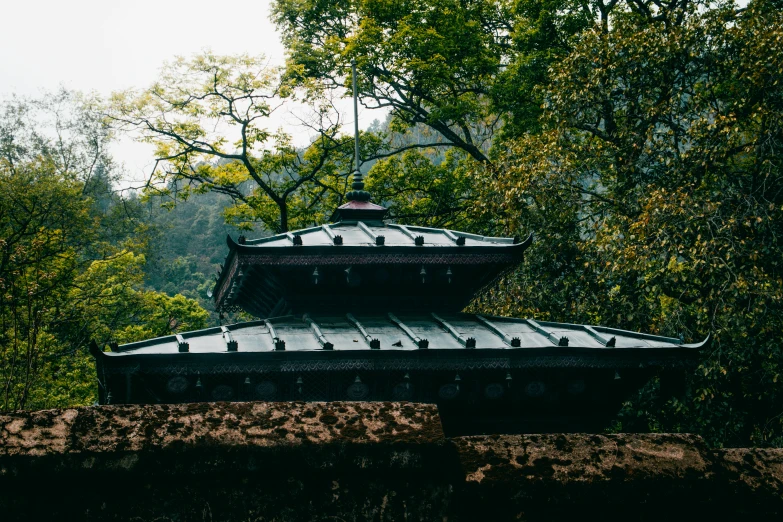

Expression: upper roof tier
xmin=213 ymin=221 xmax=532 ymax=318
xmin=236 ymin=222 xmax=524 ymax=249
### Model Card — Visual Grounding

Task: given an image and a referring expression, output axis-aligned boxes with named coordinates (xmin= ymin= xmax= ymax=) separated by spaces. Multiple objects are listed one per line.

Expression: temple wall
xmin=1 ymin=402 xmax=782 ymax=521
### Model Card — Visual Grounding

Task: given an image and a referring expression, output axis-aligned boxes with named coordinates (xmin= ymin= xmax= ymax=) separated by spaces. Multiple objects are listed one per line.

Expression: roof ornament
xmin=332 ymin=60 xmax=388 ymax=221
xmin=345 ymin=59 xmax=371 ymax=203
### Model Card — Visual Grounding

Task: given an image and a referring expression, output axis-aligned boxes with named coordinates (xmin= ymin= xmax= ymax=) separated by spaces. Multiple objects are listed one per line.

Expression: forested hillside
xmin=142 ymin=190 xmax=249 ymax=324
xmin=2 ymin=0 xmax=781 ymax=448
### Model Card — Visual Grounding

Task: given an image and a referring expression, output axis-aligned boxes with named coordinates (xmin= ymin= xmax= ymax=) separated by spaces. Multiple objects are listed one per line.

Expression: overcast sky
xmin=0 ymin=0 xmax=374 ymax=186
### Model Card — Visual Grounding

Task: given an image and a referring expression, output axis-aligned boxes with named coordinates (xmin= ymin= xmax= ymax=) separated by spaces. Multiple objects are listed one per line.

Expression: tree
xmin=71 ymin=251 xmax=209 ymax=347
xmin=367 ymin=147 xmax=493 ymax=229
xmin=273 ymin=0 xmax=503 ymax=163
xmin=0 ymin=94 xmax=209 ymax=412
xmin=0 ymin=160 xmax=94 ymax=410
xmin=110 ymin=52 xmax=359 ymax=233
xmin=0 ymin=163 xmax=210 ymax=412
xmin=476 ymin=0 xmax=783 ymax=446
xmin=272 ymin=0 xmax=592 ymax=161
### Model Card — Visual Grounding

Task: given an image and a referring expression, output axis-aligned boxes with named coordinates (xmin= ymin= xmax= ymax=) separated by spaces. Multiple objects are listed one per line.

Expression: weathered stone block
xmin=1 ymin=402 xmax=782 ymax=521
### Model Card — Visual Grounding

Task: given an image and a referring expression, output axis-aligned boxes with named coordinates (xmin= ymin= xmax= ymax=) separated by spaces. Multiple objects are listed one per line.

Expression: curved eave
xmin=90 ymin=340 xmax=108 ymax=359
xmin=479 ymin=315 xmax=711 ymax=351
xmin=682 ymin=332 xmax=711 ymax=350
xmin=517 ymin=232 xmax=534 ymax=249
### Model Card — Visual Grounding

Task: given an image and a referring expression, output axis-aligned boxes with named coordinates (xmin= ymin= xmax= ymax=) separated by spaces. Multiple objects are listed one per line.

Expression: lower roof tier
xmin=95 ymin=312 xmax=707 ymax=368
xmin=91 ymin=313 xmax=706 ymax=433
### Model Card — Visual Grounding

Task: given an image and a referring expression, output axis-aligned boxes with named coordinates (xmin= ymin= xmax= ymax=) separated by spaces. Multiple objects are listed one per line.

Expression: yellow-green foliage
xmin=110 ymin=52 xmax=364 ymax=233
xmin=0 ymin=154 xmax=209 ymax=412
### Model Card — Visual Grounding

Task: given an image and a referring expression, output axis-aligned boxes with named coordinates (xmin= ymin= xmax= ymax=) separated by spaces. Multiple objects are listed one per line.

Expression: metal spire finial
xmin=346 ymin=58 xmax=371 ymax=202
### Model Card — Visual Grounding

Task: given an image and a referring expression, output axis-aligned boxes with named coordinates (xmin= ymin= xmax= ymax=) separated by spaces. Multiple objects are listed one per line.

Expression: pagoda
xmin=91 ymin=64 xmax=707 ymax=435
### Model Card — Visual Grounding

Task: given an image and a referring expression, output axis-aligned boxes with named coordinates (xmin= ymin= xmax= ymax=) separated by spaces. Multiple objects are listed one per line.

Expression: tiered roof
xmin=91 ymin=61 xmax=705 ymax=434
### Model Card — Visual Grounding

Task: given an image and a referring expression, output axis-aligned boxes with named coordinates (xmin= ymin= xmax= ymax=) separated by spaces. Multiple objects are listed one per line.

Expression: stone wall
xmin=1 ymin=402 xmax=781 ymax=521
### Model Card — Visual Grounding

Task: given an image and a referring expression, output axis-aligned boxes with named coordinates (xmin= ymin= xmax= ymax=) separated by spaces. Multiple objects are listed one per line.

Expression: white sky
xmin=0 ymin=0 xmax=378 ymax=187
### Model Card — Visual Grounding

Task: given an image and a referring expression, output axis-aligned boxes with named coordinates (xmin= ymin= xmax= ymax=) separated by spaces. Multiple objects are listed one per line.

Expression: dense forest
xmin=1 ymin=0 xmax=781 ymax=448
